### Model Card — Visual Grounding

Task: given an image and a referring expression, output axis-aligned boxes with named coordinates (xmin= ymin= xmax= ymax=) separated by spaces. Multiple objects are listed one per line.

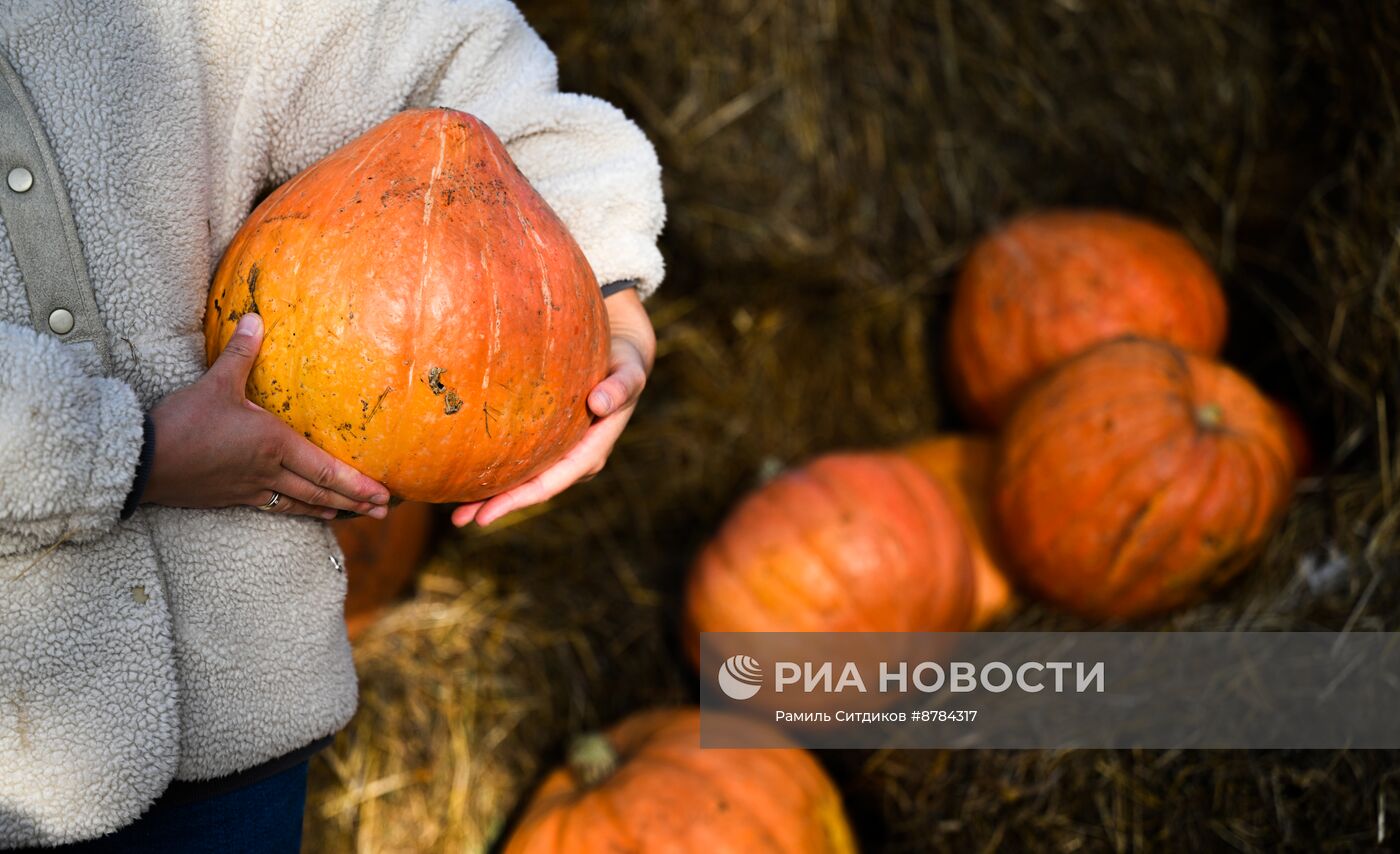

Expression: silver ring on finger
xmin=258 ymin=491 xmax=282 ymax=511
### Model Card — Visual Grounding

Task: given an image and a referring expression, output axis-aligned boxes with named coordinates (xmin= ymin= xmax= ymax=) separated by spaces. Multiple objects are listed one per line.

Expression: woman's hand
xmin=452 ymin=288 xmax=656 ymax=527
xmin=143 ymin=313 xmax=390 ymax=520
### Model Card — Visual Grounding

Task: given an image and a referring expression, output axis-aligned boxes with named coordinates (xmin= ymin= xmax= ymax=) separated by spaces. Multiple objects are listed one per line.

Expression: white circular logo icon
xmin=717 ymin=654 xmax=763 ymax=700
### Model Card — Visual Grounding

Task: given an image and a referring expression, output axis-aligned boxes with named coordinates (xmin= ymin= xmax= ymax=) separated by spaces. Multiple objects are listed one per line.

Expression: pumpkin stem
xmin=567 ymin=733 xmax=619 ymax=788
xmin=1195 ymin=402 xmax=1225 ymax=430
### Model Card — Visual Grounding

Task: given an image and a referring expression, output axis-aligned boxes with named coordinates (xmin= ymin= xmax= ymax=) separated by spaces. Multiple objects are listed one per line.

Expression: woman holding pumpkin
xmin=0 ymin=0 xmax=662 ymax=850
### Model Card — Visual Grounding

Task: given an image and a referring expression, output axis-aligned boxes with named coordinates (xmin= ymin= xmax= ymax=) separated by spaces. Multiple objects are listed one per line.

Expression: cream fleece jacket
xmin=0 ymin=0 xmax=664 ymax=846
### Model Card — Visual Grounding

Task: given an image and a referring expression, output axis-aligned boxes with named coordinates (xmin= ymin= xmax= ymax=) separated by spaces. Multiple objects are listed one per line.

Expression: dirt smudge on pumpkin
xmin=427 ymin=367 xmax=446 ymax=395
xmin=426 ymin=367 xmax=464 ymax=415
xmin=239 ymin=262 xmax=262 ymax=319
xmin=380 ymin=176 xmax=427 ymax=207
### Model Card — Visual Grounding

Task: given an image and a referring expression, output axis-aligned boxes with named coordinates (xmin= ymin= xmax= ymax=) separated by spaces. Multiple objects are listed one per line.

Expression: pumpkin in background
xmin=336 ymin=503 xmax=434 ymax=639
xmin=946 ymin=210 xmax=1227 ymax=426
xmin=904 ymin=436 xmax=1017 ymax=628
xmin=1271 ymin=399 xmax=1316 ymax=476
xmin=682 ymin=453 xmax=975 ymax=661
xmin=205 ymin=109 xmax=609 ymax=503
xmin=994 ymin=338 xmax=1295 ymax=620
xmin=504 ymin=708 xmax=857 ymax=854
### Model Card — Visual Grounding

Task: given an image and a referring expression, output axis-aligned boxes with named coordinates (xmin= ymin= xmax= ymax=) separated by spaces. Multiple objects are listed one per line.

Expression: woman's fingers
xmin=453 ymin=292 xmax=656 ymax=527
xmin=273 ymin=470 xmax=386 ymax=517
xmin=588 ymin=340 xmax=648 ymax=417
xmin=210 ymin=314 xmax=264 ymax=397
xmin=474 ymin=412 xmax=629 ymax=527
xmin=451 ymin=501 xmax=485 ymax=527
xmin=276 ymin=427 xmax=390 ymax=507
xmin=250 ymin=490 xmax=337 ymax=520
xmin=588 ymin=363 xmax=646 ymax=417
xmin=452 ymin=397 xmax=632 ymax=526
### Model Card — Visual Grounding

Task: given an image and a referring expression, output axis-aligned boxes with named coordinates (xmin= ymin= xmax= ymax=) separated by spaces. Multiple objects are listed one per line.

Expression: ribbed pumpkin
xmin=904 ymin=436 xmax=1016 ymax=628
xmin=205 ymin=109 xmax=609 ymax=503
xmin=994 ymin=338 xmax=1295 ymax=620
xmin=335 ymin=502 xmax=434 ymax=639
xmin=682 ymin=453 xmax=975 ymax=661
xmin=503 ymin=708 xmax=857 ymax=854
xmin=947 ymin=210 xmax=1227 ymax=426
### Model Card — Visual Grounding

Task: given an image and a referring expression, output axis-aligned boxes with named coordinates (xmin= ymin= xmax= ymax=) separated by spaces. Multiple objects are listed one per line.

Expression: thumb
xmin=212 ymin=313 xmax=264 ymax=391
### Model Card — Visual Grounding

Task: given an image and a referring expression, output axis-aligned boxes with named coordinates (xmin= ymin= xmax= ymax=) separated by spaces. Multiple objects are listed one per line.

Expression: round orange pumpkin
xmin=682 ymin=452 xmax=975 ymax=662
xmin=205 ymin=109 xmax=609 ymax=503
xmin=503 ymin=708 xmax=857 ymax=854
xmin=904 ymin=436 xmax=1017 ymax=628
xmin=947 ymin=210 xmax=1227 ymax=427
xmin=335 ymin=502 xmax=434 ymax=639
xmin=1270 ymin=398 xmax=1316 ymax=477
xmin=994 ymin=338 xmax=1295 ymax=620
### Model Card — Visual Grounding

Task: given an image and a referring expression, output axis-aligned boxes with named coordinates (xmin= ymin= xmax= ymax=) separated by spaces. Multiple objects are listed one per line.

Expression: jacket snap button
xmin=7 ymin=167 xmax=32 ymax=193
xmin=48 ymin=308 xmax=74 ymax=335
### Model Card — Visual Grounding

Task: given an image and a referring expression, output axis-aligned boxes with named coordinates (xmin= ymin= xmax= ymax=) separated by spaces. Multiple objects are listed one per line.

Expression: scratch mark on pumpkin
xmin=497 ymin=139 xmax=561 ymax=415
xmin=469 ymin=131 xmax=527 ymax=487
xmin=482 ymin=133 xmax=510 ymax=185
xmin=342 ymin=123 xmax=397 ymax=187
xmin=517 ymin=206 xmax=556 ymax=368
xmin=479 ymin=139 xmax=513 ymax=400
xmin=403 ymin=115 xmax=449 ymax=399
xmin=481 ymin=246 xmax=500 ymax=392
xmin=423 ymin=120 xmax=446 ymax=226
xmin=364 ymin=385 xmax=393 ymax=427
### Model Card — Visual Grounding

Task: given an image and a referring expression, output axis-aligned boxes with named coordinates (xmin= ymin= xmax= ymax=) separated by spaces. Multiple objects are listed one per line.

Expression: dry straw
xmin=305 ymin=1 xmax=1400 ymax=850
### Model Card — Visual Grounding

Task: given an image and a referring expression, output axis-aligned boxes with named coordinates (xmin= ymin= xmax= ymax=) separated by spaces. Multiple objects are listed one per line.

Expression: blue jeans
xmin=30 ymin=761 xmax=308 ymax=853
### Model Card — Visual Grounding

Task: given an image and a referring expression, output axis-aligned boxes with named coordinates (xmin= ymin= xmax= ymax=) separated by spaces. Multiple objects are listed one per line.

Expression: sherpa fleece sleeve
xmin=241 ymin=0 xmax=666 ymax=297
xmin=0 ymin=322 xmax=145 ymax=556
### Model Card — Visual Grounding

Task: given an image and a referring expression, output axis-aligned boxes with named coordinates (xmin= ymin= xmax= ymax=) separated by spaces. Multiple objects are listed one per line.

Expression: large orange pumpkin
xmin=335 ymin=502 xmax=434 ymax=639
xmin=994 ymin=338 xmax=1295 ymax=620
xmin=947 ymin=210 xmax=1227 ymax=426
xmin=205 ymin=109 xmax=609 ymax=503
xmin=904 ymin=436 xmax=1017 ymax=628
xmin=503 ymin=708 xmax=857 ymax=854
xmin=682 ymin=453 xmax=975 ymax=661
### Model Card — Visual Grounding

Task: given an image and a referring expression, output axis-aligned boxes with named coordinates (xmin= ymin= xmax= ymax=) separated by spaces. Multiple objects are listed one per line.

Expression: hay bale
xmin=304 ymin=1 xmax=1400 ymax=851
